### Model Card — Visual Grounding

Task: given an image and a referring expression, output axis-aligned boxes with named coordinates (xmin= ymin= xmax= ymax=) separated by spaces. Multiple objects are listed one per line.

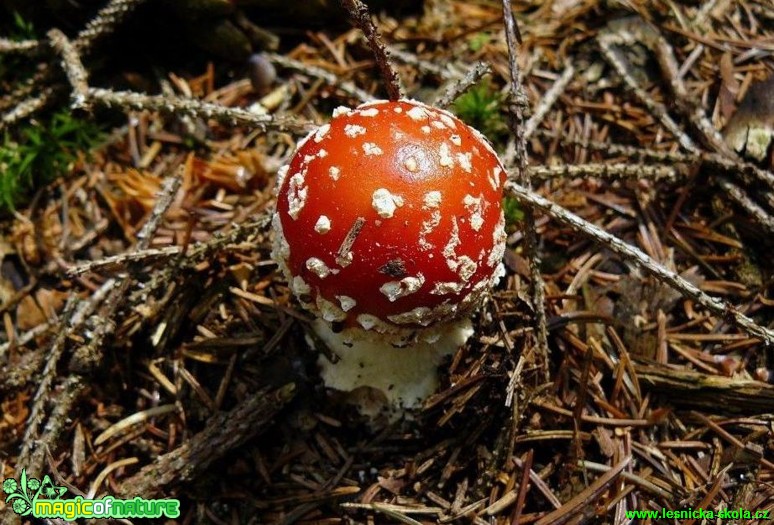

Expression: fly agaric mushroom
xmin=272 ymin=99 xmax=507 ymax=411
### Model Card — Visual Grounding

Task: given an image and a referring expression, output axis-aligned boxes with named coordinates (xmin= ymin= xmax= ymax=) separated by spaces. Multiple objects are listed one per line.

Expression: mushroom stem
xmin=312 ymin=317 xmax=474 ymax=411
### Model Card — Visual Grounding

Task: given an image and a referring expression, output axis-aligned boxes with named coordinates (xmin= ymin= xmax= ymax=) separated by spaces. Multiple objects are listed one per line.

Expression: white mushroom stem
xmin=312 ymin=318 xmax=474 ymax=410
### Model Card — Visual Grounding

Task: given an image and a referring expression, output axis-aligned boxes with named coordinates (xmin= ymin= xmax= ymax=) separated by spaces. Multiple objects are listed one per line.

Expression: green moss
xmin=0 ymin=110 xmax=104 ymax=211
xmin=467 ymin=32 xmax=491 ymax=52
xmin=451 ymin=77 xmax=508 ymax=145
xmin=502 ymin=195 xmax=524 ymax=230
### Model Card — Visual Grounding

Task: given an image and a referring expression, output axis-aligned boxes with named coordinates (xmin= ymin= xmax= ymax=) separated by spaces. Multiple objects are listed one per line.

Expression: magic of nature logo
xmin=3 ymin=469 xmax=180 ymax=519
xmin=3 ymin=469 xmax=67 ymax=516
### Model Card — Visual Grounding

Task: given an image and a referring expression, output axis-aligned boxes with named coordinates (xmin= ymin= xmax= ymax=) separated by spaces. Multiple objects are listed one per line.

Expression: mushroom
xmin=272 ymin=99 xmax=507 ymax=413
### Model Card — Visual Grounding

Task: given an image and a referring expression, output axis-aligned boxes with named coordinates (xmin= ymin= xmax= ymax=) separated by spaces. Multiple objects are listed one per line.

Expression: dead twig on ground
xmin=501 ymin=0 xmax=550 ymax=391
xmin=505 ymin=180 xmax=774 ymax=345
xmin=73 ymin=0 xmax=148 ymax=54
xmin=339 ymin=0 xmax=402 ymax=101
xmin=534 ymin=456 xmax=631 ymax=525
xmin=88 ymin=88 xmax=314 ymax=134
xmin=433 ymin=62 xmax=491 ymax=109
xmin=46 ymin=29 xmax=89 ymax=108
xmin=116 ymin=384 xmax=295 ymax=498
xmin=266 ymin=52 xmax=376 ymax=103
xmin=525 ymin=162 xmax=684 ymax=183
xmin=635 ymin=361 xmax=774 ymax=415
xmin=524 ymin=63 xmax=575 ymax=139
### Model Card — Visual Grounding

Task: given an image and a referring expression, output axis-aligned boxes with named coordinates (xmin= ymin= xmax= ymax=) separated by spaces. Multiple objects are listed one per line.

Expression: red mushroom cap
xmin=273 ymin=99 xmax=506 ymax=333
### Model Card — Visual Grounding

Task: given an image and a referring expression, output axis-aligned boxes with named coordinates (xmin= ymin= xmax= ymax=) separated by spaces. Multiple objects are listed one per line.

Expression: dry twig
xmin=433 ymin=62 xmax=491 ymax=109
xmin=88 ymin=88 xmax=314 ymax=134
xmin=47 ymin=29 xmax=89 ymax=108
xmin=266 ymin=52 xmax=376 ymax=103
xmin=117 ymin=384 xmax=295 ymax=498
xmin=524 ymin=63 xmax=575 ymax=139
xmin=501 ymin=0 xmax=550 ymax=390
xmin=505 ymin=181 xmax=774 ymax=345
xmin=339 ymin=0 xmax=402 ymax=100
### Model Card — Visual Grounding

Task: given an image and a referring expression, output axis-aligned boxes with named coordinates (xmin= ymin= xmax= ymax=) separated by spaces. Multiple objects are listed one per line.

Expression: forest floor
xmin=1 ymin=0 xmax=773 ymax=523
